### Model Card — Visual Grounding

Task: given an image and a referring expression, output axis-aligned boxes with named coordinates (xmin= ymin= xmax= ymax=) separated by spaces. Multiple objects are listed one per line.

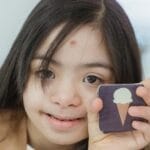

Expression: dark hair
xmin=0 ymin=0 xmax=142 ymax=148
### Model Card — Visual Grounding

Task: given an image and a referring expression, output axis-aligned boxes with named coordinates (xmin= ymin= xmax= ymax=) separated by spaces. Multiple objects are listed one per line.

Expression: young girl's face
xmin=23 ymin=25 xmax=114 ymax=147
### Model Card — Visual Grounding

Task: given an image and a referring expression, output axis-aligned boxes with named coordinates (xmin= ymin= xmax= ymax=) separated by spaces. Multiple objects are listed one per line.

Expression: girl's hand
xmin=87 ymin=79 xmax=150 ymax=150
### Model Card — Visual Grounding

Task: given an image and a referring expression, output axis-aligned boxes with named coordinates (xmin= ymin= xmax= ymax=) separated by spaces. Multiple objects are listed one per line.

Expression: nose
xmin=50 ymin=81 xmax=81 ymax=108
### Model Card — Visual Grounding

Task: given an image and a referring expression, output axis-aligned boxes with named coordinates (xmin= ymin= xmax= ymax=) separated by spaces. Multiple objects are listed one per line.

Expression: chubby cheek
xmin=23 ymin=80 xmax=44 ymax=115
xmin=79 ymin=86 xmax=98 ymax=109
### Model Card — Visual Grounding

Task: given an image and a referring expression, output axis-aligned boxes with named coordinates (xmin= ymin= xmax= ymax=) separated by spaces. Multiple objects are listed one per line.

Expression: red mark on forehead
xmin=70 ymin=40 xmax=77 ymax=46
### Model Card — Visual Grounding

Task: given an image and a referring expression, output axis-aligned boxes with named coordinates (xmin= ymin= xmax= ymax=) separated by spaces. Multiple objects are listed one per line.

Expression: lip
xmin=44 ymin=113 xmax=85 ymax=131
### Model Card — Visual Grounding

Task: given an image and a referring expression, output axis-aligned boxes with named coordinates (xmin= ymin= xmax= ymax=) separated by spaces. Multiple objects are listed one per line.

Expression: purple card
xmin=98 ymin=83 xmax=146 ymax=133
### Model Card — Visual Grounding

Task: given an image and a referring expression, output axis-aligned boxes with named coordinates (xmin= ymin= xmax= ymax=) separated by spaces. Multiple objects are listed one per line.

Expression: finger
xmin=140 ymin=78 xmax=150 ymax=90
xmin=87 ymin=98 xmax=102 ymax=135
xmin=128 ymin=106 xmax=150 ymax=122
xmin=136 ymin=86 xmax=150 ymax=106
xmin=86 ymin=98 xmax=105 ymax=139
xmin=132 ymin=121 xmax=150 ymax=144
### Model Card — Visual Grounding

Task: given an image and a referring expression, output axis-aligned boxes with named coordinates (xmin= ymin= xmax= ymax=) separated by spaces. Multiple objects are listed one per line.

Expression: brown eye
xmin=36 ymin=69 xmax=55 ymax=80
xmin=83 ymin=75 xmax=104 ymax=85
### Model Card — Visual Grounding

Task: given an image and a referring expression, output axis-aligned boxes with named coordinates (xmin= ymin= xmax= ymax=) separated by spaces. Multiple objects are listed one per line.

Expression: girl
xmin=0 ymin=0 xmax=150 ymax=149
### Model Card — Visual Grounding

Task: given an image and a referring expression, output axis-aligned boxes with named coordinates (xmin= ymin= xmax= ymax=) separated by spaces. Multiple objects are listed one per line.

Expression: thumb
xmin=87 ymin=98 xmax=106 ymax=142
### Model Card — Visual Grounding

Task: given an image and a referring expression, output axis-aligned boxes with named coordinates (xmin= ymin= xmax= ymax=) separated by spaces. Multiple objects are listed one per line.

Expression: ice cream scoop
xmin=113 ymin=88 xmax=133 ymax=125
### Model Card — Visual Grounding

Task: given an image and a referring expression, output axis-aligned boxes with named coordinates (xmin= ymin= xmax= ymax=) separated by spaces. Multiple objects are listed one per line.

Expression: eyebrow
xmin=80 ymin=62 xmax=112 ymax=70
xmin=33 ymin=55 xmax=49 ymax=61
xmin=33 ymin=55 xmax=113 ymax=70
xmin=33 ymin=55 xmax=60 ymax=66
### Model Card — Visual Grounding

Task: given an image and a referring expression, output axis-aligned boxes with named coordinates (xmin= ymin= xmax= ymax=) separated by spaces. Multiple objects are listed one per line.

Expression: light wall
xmin=118 ymin=0 xmax=150 ymax=78
xmin=0 ymin=0 xmax=40 ymax=65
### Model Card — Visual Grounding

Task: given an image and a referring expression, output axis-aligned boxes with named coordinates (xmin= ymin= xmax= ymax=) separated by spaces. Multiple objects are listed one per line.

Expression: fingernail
xmin=132 ymin=121 xmax=140 ymax=129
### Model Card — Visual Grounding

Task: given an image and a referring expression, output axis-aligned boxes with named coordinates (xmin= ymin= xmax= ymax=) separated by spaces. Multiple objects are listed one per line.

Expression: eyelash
xmin=35 ymin=69 xmax=55 ymax=80
xmin=35 ymin=70 xmax=104 ymax=86
xmin=83 ymin=75 xmax=104 ymax=86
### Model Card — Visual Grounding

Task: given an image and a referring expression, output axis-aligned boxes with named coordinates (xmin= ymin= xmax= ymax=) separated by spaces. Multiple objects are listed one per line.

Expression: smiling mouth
xmin=44 ymin=112 xmax=86 ymax=130
xmin=46 ymin=113 xmax=84 ymax=121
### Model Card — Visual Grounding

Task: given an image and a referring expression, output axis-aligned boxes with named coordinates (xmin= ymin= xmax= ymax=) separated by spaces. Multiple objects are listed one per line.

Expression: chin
xmin=52 ymin=136 xmax=87 ymax=146
xmin=45 ymin=130 xmax=88 ymax=145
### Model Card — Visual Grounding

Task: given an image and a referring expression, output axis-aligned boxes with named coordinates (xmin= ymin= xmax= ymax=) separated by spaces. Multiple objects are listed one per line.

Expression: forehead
xmin=35 ymin=24 xmax=111 ymax=67
xmin=35 ymin=24 xmax=65 ymax=56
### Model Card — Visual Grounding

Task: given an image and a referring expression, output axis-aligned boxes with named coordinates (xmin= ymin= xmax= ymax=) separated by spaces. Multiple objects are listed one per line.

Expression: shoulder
xmin=0 ymin=110 xmax=26 ymax=137
xmin=0 ymin=110 xmax=27 ymax=149
xmin=0 ymin=110 xmax=12 ymax=140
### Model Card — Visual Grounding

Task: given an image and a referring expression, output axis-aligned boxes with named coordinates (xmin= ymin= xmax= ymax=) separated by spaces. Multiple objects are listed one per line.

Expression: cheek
xmin=23 ymin=92 xmax=36 ymax=114
xmin=79 ymin=86 xmax=98 ymax=107
xmin=23 ymin=83 xmax=44 ymax=113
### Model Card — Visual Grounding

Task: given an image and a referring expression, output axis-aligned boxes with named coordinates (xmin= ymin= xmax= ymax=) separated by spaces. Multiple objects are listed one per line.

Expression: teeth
xmin=47 ymin=114 xmax=79 ymax=121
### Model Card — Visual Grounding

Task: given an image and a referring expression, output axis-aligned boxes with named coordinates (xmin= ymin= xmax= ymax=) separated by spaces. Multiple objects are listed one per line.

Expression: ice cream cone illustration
xmin=113 ymin=88 xmax=133 ymax=126
xmin=116 ymin=103 xmax=129 ymax=125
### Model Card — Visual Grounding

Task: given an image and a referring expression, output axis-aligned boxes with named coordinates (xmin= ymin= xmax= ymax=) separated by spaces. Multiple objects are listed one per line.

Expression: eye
xmin=83 ymin=75 xmax=104 ymax=86
xmin=36 ymin=69 xmax=55 ymax=80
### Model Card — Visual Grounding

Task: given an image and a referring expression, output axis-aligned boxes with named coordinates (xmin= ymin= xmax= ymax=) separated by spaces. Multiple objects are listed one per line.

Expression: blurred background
xmin=118 ymin=0 xmax=150 ymax=78
xmin=0 ymin=0 xmax=149 ymax=78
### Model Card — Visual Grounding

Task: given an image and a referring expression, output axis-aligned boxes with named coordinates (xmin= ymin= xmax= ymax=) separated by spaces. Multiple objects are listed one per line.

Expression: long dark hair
xmin=0 ymin=0 xmax=142 ymax=148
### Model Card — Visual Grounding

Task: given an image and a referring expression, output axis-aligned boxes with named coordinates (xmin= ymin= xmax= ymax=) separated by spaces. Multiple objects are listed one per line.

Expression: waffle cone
xmin=116 ymin=103 xmax=129 ymax=126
